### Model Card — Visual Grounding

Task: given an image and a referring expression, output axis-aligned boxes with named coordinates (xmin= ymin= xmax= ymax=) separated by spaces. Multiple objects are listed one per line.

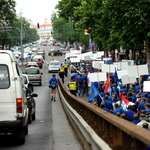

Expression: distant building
xmin=37 ymin=18 xmax=53 ymax=41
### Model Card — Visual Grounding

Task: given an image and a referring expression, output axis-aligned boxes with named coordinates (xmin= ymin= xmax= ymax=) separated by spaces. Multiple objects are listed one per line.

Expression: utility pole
xmin=19 ymin=9 xmax=23 ymax=65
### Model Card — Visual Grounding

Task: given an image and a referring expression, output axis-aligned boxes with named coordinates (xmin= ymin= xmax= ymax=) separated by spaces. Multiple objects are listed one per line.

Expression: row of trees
xmin=0 ymin=0 xmax=39 ymax=49
xmin=55 ymin=0 xmax=150 ymax=68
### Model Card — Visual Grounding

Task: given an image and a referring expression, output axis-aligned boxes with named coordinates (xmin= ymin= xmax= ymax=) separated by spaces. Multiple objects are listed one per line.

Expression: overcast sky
xmin=15 ymin=0 xmax=59 ymax=25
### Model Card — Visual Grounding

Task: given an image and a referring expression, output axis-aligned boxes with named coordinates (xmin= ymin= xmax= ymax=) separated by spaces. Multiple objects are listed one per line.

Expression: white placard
xmin=89 ymin=72 xmax=107 ymax=82
xmin=65 ymin=52 xmax=70 ymax=58
xmin=70 ymin=58 xmax=80 ymax=62
xmin=92 ymin=61 xmax=104 ymax=69
xmin=122 ymin=60 xmax=134 ymax=65
xmin=117 ymin=70 xmax=128 ymax=79
xmin=83 ymin=56 xmax=93 ymax=60
xmin=121 ymin=75 xmax=136 ymax=84
xmin=138 ymin=64 xmax=148 ymax=76
xmin=143 ymin=81 xmax=150 ymax=92
xmin=114 ymin=62 xmax=128 ymax=70
xmin=102 ymin=64 xmax=118 ymax=73
xmin=127 ymin=66 xmax=138 ymax=77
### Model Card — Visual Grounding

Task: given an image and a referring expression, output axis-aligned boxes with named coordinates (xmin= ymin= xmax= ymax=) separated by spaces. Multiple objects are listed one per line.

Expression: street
xmin=0 ymin=45 xmax=80 ymax=150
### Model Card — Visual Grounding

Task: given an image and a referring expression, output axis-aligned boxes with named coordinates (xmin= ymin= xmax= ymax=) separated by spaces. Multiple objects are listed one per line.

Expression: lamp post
xmin=19 ymin=10 xmax=23 ymax=65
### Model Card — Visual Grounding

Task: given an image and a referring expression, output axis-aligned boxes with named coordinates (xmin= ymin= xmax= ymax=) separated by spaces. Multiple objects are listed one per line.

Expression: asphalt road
xmin=0 ymin=45 xmax=80 ymax=150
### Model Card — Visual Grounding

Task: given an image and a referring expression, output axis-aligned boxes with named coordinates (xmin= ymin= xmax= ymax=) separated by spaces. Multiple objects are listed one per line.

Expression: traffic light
xmin=37 ymin=23 xmax=40 ymax=29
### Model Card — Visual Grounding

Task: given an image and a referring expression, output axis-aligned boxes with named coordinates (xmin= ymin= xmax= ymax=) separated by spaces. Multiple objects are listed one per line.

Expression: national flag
xmin=146 ymin=76 xmax=150 ymax=81
xmin=119 ymin=90 xmax=129 ymax=105
xmin=87 ymin=71 xmax=91 ymax=87
xmin=88 ymin=82 xmax=99 ymax=103
xmin=104 ymin=74 xmax=111 ymax=95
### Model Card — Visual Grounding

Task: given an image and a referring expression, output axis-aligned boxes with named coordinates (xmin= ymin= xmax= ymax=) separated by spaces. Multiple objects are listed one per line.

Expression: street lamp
xmin=19 ymin=9 xmax=23 ymax=65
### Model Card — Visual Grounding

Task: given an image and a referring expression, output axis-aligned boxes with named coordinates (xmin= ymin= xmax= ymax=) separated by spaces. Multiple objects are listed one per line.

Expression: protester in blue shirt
xmin=138 ymin=98 xmax=146 ymax=112
xmin=95 ymin=88 xmax=104 ymax=107
xmin=144 ymin=103 xmax=150 ymax=112
xmin=77 ymin=74 xmax=83 ymax=96
xmin=126 ymin=105 xmax=136 ymax=122
xmin=132 ymin=114 xmax=140 ymax=125
xmin=113 ymin=103 xmax=124 ymax=115
xmin=122 ymin=85 xmax=127 ymax=95
xmin=100 ymin=103 xmax=110 ymax=113
xmin=72 ymin=70 xmax=78 ymax=81
xmin=101 ymin=95 xmax=113 ymax=111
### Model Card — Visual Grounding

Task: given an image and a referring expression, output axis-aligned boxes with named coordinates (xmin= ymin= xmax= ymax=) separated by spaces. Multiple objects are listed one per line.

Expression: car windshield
xmin=26 ymin=69 xmax=40 ymax=74
xmin=37 ymin=53 xmax=43 ymax=55
xmin=0 ymin=65 xmax=10 ymax=89
xmin=50 ymin=62 xmax=59 ymax=65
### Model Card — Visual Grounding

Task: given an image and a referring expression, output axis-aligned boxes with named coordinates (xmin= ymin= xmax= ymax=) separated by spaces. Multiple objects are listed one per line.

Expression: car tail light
xmin=26 ymin=65 xmax=29 ymax=67
xmin=35 ymin=65 xmax=38 ymax=67
xmin=40 ymin=76 xmax=41 ymax=80
xmin=16 ymin=98 xmax=22 ymax=113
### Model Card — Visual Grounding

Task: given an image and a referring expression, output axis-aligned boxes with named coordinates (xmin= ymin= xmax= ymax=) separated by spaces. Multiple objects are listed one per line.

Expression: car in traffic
xmin=33 ymin=55 xmax=44 ymax=61
xmin=0 ymin=50 xmax=29 ymax=144
xmin=25 ymin=62 xmax=39 ymax=68
xmin=44 ymin=42 xmax=47 ymax=46
xmin=52 ymin=49 xmax=62 ymax=56
xmin=32 ymin=47 xmax=37 ymax=52
xmin=13 ymin=51 xmax=21 ymax=58
xmin=48 ymin=49 xmax=54 ymax=56
xmin=59 ymin=48 xmax=66 ymax=55
xmin=48 ymin=60 xmax=60 ymax=73
xmin=24 ymin=67 xmax=43 ymax=86
xmin=31 ymin=58 xmax=43 ymax=69
xmin=37 ymin=52 xmax=45 ymax=59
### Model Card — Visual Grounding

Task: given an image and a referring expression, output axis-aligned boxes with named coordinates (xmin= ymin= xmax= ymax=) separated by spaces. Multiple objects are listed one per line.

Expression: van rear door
xmin=0 ymin=53 xmax=17 ymax=121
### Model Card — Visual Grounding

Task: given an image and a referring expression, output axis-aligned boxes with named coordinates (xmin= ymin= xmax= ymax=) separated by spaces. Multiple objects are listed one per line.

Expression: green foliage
xmin=0 ymin=0 xmax=16 ymax=26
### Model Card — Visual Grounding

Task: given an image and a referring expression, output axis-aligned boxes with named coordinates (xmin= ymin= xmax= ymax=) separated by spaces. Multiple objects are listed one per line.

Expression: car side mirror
xmin=41 ymin=72 xmax=43 ymax=75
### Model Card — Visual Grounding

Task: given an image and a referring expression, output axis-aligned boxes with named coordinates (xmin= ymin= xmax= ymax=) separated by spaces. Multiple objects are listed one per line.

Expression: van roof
xmin=0 ymin=50 xmax=17 ymax=62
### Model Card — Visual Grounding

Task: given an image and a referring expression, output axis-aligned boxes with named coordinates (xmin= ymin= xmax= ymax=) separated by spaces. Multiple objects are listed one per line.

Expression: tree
xmin=0 ymin=0 xmax=16 ymax=26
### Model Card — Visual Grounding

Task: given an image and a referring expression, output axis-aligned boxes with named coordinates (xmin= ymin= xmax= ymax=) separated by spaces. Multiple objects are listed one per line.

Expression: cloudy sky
xmin=15 ymin=0 xmax=59 ymax=25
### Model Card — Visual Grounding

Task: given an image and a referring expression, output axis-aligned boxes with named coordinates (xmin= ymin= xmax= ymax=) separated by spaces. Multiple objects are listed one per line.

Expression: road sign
xmin=28 ymin=55 xmax=31 ymax=58
xmin=20 ymin=58 xmax=24 ymax=62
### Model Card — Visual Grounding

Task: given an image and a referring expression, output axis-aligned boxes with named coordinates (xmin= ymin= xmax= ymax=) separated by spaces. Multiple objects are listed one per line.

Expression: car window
xmin=0 ymin=65 xmax=10 ymax=89
xmin=26 ymin=69 xmax=40 ymax=74
xmin=50 ymin=62 xmax=60 ymax=65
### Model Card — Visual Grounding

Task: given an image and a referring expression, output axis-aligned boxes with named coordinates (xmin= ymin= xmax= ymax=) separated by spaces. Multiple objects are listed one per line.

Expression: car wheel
xmin=25 ymin=124 xmax=28 ymax=135
xmin=39 ymin=82 xmax=42 ymax=86
xmin=32 ymin=111 xmax=36 ymax=120
xmin=28 ymin=111 xmax=32 ymax=124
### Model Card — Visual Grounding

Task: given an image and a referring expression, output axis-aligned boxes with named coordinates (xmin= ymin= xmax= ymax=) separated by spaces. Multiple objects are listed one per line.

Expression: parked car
xmin=0 ymin=50 xmax=29 ymax=144
xmin=24 ymin=67 xmax=43 ymax=86
xmin=48 ymin=60 xmax=60 ymax=73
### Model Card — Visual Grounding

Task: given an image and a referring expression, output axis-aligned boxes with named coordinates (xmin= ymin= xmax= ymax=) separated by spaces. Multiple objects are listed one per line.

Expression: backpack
xmin=51 ymin=78 xmax=56 ymax=89
xmin=79 ymin=78 xmax=83 ymax=85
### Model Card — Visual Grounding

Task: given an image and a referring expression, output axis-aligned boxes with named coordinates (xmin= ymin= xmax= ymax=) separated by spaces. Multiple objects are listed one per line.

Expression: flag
xmin=88 ymin=82 xmax=99 ymax=103
xmin=114 ymin=68 xmax=119 ymax=87
xmin=104 ymin=74 xmax=111 ymax=95
xmin=146 ymin=76 xmax=150 ymax=81
xmin=119 ymin=90 xmax=129 ymax=105
xmin=106 ymin=60 xmax=111 ymax=64
xmin=87 ymin=71 xmax=91 ymax=87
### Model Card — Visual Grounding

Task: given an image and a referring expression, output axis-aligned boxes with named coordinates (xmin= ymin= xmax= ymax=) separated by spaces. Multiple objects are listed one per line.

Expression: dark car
xmin=53 ymin=50 xmax=62 ymax=56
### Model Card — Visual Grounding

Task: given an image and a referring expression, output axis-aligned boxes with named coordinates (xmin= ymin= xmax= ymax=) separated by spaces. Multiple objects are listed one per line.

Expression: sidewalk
xmin=52 ymin=92 xmax=81 ymax=150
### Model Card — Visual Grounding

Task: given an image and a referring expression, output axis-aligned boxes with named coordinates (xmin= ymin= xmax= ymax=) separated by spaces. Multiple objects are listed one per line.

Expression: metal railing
xmin=58 ymin=77 xmax=150 ymax=150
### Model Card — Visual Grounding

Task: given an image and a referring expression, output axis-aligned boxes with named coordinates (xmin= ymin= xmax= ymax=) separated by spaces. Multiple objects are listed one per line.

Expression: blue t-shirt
xmin=102 ymin=108 xmax=111 ymax=113
xmin=113 ymin=108 xmax=124 ymax=115
xmin=138 ymin=102 xmax=146 ymax=112
xmin=78 ymin=76 xmax=83 ymax=84
xmin=126 ymin=110 xmax=136 ymax=122
xmin=102 ymin=100 xmax=113 ymax=110
xmin=122 ymin=88 xmax=127 ymax=95
xmin=49 ymin=77 xmax=58 ymax=87
xmin=72 ymin=73 xmax=78 ymax=81
xmin=133 ymin=120 xmax=140 ymax=125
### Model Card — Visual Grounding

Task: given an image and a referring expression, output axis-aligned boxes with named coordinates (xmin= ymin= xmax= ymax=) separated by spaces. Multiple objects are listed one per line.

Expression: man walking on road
xmin=63 ymin=62 xmax=68 ymax=77
xmin=68 ymin=77 xmax=77 ymax=96
xmin=58 ymin=64 xmax=65 ymax=84
xmin=49 ymin=74 xmax=58 ymax=102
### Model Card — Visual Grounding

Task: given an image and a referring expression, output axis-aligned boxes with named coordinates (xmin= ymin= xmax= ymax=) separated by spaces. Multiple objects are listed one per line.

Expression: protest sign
xmin=143 ymin=81 xmax=150 ymax=92
xmin=70 ymin=58 xmax=80 ymax=62
xmin=121 ymin=75 xmax=136 ymax=84
xmin=89 ymin=72 xmax=106 ymax=82
xmin=117 ymin=70 xmax=128 ymax=79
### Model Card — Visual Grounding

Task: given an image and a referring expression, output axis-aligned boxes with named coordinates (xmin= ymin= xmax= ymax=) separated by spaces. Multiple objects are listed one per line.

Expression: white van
xmin=0 ymin=50 xmax=28 ymax=144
